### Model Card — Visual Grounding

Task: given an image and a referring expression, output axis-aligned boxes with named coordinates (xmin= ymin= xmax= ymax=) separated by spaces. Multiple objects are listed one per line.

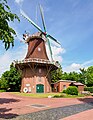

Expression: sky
xmin=0 ymin=0 xmax=93 ymax=76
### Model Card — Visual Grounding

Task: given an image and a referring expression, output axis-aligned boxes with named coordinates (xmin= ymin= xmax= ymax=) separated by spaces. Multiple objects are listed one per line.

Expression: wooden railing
xmin=13 ymin=58 xmax=60 ymax=68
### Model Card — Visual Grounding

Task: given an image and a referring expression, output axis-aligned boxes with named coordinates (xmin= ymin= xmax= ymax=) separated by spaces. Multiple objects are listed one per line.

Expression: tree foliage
xmin=51 ymin=64 xmax=93 ymax=87
xmin=86 ymin=66 xmax=93 ymax=86
xmin=0 ymin=0 xmax=20 ymax=50
xmin=79 ymin=68 xmax=87 ymax=84
xmin=0 ymin=64 xmax=21 ymax=91
xmin=51 ymin=65 xmax=63 ymax=83
xmin=62 ymin=72 xmax=79 ymax=82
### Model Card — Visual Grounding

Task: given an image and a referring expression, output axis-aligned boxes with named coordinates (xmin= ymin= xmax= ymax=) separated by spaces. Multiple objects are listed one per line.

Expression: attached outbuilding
xmin=53 ymin=80 xmax=84 ymax=93
xmin=70 ymin=82 xmax=84 ymax=93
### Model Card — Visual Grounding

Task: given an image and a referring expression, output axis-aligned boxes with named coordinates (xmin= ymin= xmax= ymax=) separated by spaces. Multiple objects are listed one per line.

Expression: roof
xmin=59 ymin=80 xmax=76 ymax=83
xmin=26 ymin=32 xmax=47 ymax=43
xmin=72 ymin=82 xmax=84 ymax=86
xmin=55 ymin=80 xmax=76 ymax=84
xmin=54 ymin=80 xmax=84 ymax=86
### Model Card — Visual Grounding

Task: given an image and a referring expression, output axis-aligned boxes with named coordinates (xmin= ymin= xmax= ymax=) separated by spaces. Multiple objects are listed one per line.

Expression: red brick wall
xmin=54 ymin=81 xmax=71 ymax=92
xmin=77 ymin=86 xmax=84 ymax=93
xmin=59 ymin=82 xmax=71 ymax=92
xmin=21 ymin=66 xmax=52 ymax=93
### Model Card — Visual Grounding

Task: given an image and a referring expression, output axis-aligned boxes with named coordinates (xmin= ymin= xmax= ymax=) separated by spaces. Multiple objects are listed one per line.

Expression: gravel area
xmin=8 ymin=102 xmax=93 ymax=120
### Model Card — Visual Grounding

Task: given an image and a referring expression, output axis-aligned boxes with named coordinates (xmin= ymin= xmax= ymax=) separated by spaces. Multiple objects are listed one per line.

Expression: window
xmin=38 ymin=77 xmax=42 ymax=82
xmin=39 ymin=68 xmax=41 ymax=73
xmin=38 ymin=47 xmax=41 ymax=51
xmin=63 ymin=85 xmax=66 ymax=90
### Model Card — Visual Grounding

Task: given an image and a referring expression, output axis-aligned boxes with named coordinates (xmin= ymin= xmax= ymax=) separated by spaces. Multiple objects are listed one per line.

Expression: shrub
xmin=0 ymin=89 xmax=6 ymax=92
xmin=62 ymin=89 xmax=66 ymax=93
xmin=53 ymin=95 xmax=61 ymax=98
xmin=53 ymin=94 xmax=66 ymax=98
xmin=66 ymin=86 xmax=78 ymax=95
xmin=84 ymin=87 xmax=93 ymax=93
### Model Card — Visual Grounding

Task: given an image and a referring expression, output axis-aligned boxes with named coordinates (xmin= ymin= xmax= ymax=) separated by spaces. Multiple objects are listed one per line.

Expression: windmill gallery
xmin=14 ymin=6 xmax=60 ymax=93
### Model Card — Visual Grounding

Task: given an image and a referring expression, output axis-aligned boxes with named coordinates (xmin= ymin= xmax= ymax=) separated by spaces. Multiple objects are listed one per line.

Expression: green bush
xmin=62 ymin=89 xmax=66 ymax=93
xmin=0 ymin=89 xmax=6 ymax=92
xmin=84 ymin=87 xmax=93 ymax=93
xmin=53 ymin=95 xmax=61 ymax=98
xmin=66 ymin=86 xmax=78 ymax=95
xmin=53 ymin=94 xmax=66 ymax=98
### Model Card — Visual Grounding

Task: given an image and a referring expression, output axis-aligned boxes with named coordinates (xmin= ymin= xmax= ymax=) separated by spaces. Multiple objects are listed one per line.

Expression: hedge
xmin=84 ymin=87 xmax=93 ymax=93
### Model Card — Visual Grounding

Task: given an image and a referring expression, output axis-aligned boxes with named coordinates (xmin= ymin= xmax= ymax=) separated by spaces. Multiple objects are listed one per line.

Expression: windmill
xmin=14 ymin=5 xmax=61 ymax=93
xmin=20 ymin=5 xmax=60 ymax=62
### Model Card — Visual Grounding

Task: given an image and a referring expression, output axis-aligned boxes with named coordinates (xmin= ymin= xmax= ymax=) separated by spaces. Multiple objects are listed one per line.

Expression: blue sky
xmin=0 ymin=0 xmax=93 ymax=76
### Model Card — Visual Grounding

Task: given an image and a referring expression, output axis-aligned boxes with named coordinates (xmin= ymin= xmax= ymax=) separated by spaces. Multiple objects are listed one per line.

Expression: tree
xmin=68 ymin=72 xmax=79 ymax=82
xmin=79 ymin=66 xmax=93 ymax=86
xmin=51 ymin=63 xmax=63 ymax=83
xmin=61 ymin=71 xmax=79 ymax=82
xmin=86 ymin=66 xmax=93 ymax=86
xmin=0 ymin=64 xmax=22 ymax=91
xmin=79 ymin=68 xmax=87 ymax=84
xmin=61 ymin=72 xmax=69 ymax=80
xmin=0 ymin=71 xmax=10 ymax=89
xmin=0 ymin=0 xmax=20 ymax=50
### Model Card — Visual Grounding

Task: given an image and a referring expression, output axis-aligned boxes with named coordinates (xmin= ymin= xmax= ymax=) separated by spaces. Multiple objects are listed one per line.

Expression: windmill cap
xmin=26 ymin=32 xmax=47 ymax=43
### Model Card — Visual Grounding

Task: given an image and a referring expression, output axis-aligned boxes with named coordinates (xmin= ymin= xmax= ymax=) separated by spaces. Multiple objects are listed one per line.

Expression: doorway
xmin=36 ymin=84 xmax=44 ymax=93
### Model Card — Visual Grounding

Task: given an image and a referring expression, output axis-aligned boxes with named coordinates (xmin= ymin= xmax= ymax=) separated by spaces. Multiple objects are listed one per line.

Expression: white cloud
xmin=63 ymin=63 xmax=81 ymax=73
xmin=52 ymin=46 xmax=65 ymax=62
xmin=63 ymin=59 xmax=93 ymax=73
xmin=54 ymin=56 xmax=63 ymax=63
xmin=15 ymin=0 xmax=24 ymax=4
xmin=0 ymin=44 xmax=27 ymax=77
xmin=52 ymin=46 xmax=65 ymax=55
xmin=0 ymin=52 xmax=12 ymax=76
xmin=13 ymin=45 xmax=27 ymax=60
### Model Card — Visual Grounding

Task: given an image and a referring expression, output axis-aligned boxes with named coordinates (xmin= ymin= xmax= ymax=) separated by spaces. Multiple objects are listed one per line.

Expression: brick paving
xmin=12 ymin=103 xmax=93 ymax=120
xmin=0 ymin=92 xmax=93 ymax=119
xmin=62 ymin=109 xmax=93 ymax=120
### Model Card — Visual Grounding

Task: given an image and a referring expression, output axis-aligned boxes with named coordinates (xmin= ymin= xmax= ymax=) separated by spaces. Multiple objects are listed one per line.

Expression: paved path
xmin=0 ymin=92 xmax=93 ymax=119
xmin=12 ymin=103 xmax=93 ymax=120
xmin=62 ymin=109 xmax=93 ymax=120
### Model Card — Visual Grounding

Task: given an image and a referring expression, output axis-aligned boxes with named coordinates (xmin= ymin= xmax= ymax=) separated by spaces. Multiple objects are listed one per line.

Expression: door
xmin=36 ymin=84 xmax=44 ymax=93
xmin=57 ymin=86 xmax=59 ymax=92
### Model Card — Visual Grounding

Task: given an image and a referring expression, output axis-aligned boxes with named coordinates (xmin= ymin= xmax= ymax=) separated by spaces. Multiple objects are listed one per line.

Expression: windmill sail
xmin=20 ymin=8 xmax=60 ymax=62
xmin=20 ymin=9 xmax=43 ymax=33
xmin=39 ymin=5 xmax=53 ymax=61
xmin=47 ymin=34 xmax=60 ymax=45
xmin=39 ymin=4 xmax=47 ymax=33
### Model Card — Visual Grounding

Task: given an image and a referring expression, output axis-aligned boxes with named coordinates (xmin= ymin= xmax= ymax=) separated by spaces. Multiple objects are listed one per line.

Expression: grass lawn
xmin=0 ymin=90 xmax=6 ymax=92
xmin=11 ymin=92 xmax=85 ymax=98
xmin=11 ymin=92 xmax=61 ymax=98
